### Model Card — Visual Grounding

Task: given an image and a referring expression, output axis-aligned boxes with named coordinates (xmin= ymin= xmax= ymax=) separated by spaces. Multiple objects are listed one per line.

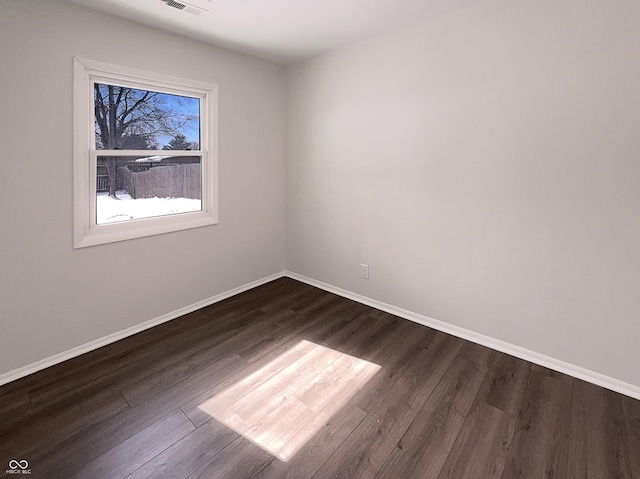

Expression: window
xmin=73 ymin=57 xmax=218 ymax=248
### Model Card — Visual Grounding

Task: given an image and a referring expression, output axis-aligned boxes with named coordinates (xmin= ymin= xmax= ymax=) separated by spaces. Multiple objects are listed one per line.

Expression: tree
xmin=163 ymin=133 xmax=192 ymax=151
xmin=94 ymin=83 xmax=196 ymax=196
xmin=121 ymin=133 xmax=157 ymax=150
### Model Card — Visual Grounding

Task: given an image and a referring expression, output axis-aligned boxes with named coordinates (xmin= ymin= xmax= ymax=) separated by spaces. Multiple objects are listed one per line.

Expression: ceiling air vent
xmin=160 ymin=0 xmax=209 ymax=16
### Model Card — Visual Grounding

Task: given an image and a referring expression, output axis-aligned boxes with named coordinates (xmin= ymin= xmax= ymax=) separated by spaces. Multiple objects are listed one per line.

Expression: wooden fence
xmin=120 ymin=164 xmax=201 ymax=200
xmin=97 ymin=165 xmax=110 ymax=192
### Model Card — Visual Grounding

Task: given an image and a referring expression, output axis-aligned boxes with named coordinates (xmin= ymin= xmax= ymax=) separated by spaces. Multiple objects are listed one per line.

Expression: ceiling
xmin=63 ymin=0 xmax=475 ymax=65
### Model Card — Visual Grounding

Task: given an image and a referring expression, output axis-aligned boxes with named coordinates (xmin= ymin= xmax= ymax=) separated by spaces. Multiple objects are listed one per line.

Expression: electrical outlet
xmin=360 ymin=264 xmax=369 ymax=280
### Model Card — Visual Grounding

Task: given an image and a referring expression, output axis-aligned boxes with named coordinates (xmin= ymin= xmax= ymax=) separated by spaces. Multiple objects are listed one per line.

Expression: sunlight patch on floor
xmin=197 ymin=340 xmax=380 ymax=461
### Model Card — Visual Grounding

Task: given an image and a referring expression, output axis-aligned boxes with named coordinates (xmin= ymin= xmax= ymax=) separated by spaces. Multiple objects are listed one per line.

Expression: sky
xmin=156 ymin=93 xmax=200 ymax=148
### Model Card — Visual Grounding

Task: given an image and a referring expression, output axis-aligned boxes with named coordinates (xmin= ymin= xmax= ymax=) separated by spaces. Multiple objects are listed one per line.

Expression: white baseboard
xmin=0 ymin=272 xmax=286 ymax=387
xmin=3 ymin=269 xmax=639 ymax=401
xmin=285 ymin=271 xmax=640 ymax=401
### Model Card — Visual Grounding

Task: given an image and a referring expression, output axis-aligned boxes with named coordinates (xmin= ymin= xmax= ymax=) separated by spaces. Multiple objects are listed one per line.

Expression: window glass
xmin=93 ymin=83 xmax=200 ymax=150
xmin=96 ymin=155 xmax=202 ymax=224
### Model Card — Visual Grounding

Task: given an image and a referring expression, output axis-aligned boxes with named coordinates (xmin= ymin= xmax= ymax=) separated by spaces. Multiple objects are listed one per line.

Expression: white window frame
xmin=73 ymin=57 xmax=218 ymax=248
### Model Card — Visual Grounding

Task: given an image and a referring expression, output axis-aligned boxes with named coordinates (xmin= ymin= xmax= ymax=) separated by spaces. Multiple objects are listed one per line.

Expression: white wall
xmin=286 ymin=0 xmax=640 ymax=387
xmin=0 ymin=0 xmax=286 ymax=376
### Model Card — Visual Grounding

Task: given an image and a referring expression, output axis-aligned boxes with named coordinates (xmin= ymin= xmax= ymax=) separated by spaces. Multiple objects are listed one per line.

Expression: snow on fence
xmin=120 ymin=164 xmax=201 ymax=200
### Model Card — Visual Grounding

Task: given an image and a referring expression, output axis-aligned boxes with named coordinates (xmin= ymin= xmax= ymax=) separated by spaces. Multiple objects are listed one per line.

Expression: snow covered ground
xmin=97 ymin=191 xmax=201 ymax=224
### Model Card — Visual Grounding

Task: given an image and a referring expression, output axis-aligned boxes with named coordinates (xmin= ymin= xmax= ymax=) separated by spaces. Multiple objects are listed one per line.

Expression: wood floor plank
xmin=437 ymin=402 xmax=506 ymax=479
xmin=250 ymin=402 xmax=368 ymax=479
xmin=296 ymin=353 xmax=379 ymax=414
xmin=0 ymin=390 xmax=130 ymax=463
xmin=0 ymin=391 xmax=80 ymax=438
xmin=436 ymin=353 xmax=531 ymax=479
xmin=458 ymin=340 xmax=497 ymax=367
xmin=193 ymin=340 xmax=317 ymax=421
xmin=0 ymin=391 xmax=85 ymax=462
xmin=354 ymin=331 xmax=463 ymax=414
xmin=481 ymin=354 xmax=532 ymax=413
xmin=180 ymin=340 xmax=325 ymax=427
xmin=30 ymin=354 xmax=248 ymax=478
xmin=70 ymin=309 xmax=261 ymax=400
xmin=501 ymin=370 xmax=571 ymax=479
xmin=74 ymin=409 xmax=194 ymax=479
xmin=347 ymin=324 xmax=439 ymax=413
xmin=339 ymin=314 xmax=405 ymax=361
xmin=288 ymin=287 xmax=348 ymax=314
xmin=203 ymin=278 xmax=307 ymax=318
xmin=186 ymin=308 xmax=388 ymax=432
xmin=233 ymin=309 xmax=329 ymax=364
xmin=286 ymin=291 xmax=339 ymax=316
xmin=295 ymin=304 xmax=367 ymax=347
xmin=241 ymin=397 xmax=317 ymax=458
xmin=621 ymin=395 xmax=640 ymax=477
xmin=240 ymin=350 xmax=379 ymax=462
xmin=124 ymin=419 xmax=239 ymax=479
xmin=213 ymin=345 xmax=343 ymax=432
xmin=313 ymin=335 xmax=467 ymax=479
xmin=313 ymin=382 xmax=422 ymax=479
xmin=318 ymin=311 xmax=379 ymax=353
xmin=121 ymin=309 xmax=302 ymax=406
xmin=255 ymin=282 xmax=326 ymax=315
xmin=351 ymin=316 xmax=433 ymax=373
xmin=567 ymin=379 xmax=634 ymax=479
xmin=531 ymin=363 xmax=573 ymax=383
xmin=185 ymin=437 xmax=273 ymax=479
xmin=374 ymin=357 xmax=487 ymax=479
xmin=178 ymin=307 xmax=354 ymax=428
xmin=0 ymin=390 xmax=32 ymax=434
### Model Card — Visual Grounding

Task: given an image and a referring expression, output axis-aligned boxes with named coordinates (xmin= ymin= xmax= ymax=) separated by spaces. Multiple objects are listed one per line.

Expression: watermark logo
xmin=6 ymin=460 xmax=31 ymax=475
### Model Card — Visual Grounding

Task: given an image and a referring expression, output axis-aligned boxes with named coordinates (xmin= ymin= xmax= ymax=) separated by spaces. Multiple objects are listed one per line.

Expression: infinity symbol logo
xmin=8 ymin=460 xmax=29 ymax=469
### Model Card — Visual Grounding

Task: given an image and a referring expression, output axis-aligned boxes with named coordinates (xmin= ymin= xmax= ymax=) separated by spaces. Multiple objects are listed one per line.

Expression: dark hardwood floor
xmin=1 ymin=277 xmax=639 ymax=478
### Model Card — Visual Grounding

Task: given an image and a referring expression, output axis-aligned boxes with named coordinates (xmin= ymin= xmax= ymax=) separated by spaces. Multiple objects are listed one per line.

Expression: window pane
xmin=94 ymin=83 xmax=200 ymax=150
xmin=96 ymin=155 xmax=202 ymax=224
